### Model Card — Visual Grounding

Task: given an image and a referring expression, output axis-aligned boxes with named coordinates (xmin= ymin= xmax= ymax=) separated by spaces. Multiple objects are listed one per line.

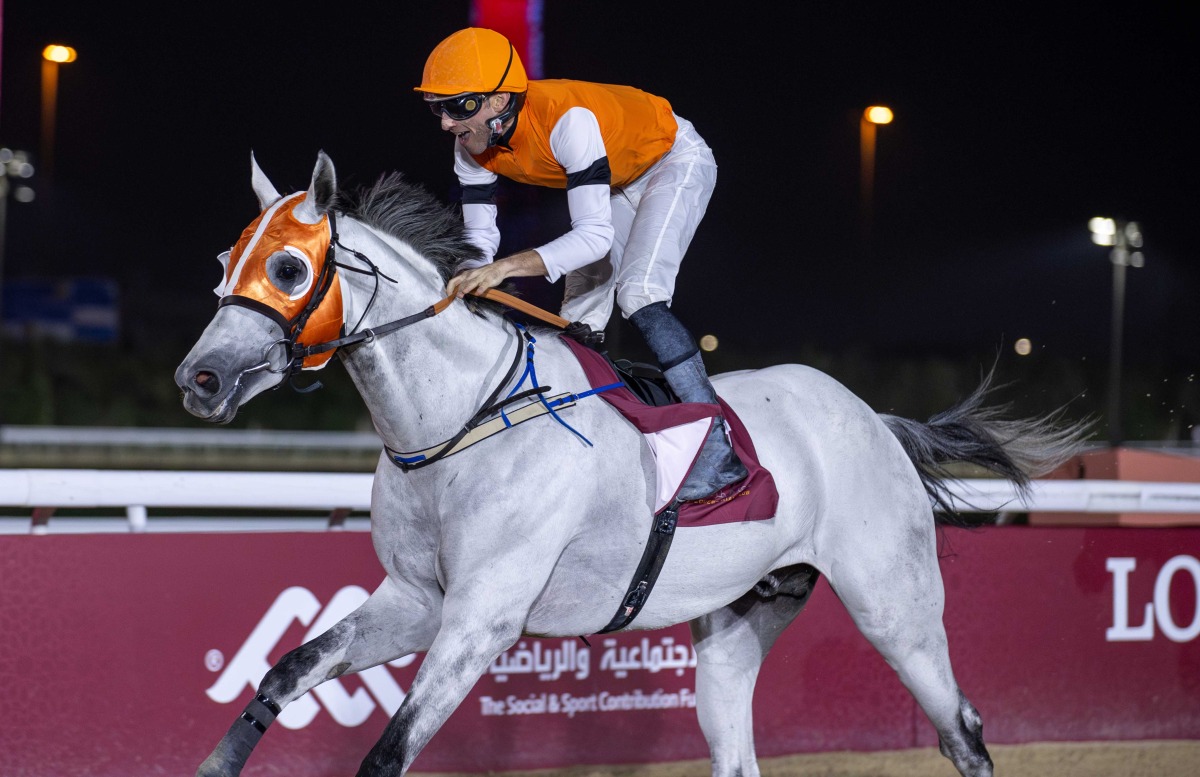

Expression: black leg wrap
xmin=628 ymin=301 xmax=698 ymax=371
xmin=240 ymin=694 xmax=279 ymax=733
xmin=196 ymin=695 xmax=281 ymax=777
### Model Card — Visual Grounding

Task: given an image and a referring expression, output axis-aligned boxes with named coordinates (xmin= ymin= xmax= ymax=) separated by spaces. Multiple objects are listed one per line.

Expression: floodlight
xmin=864 ymin=106 xmax=894 ymax=124
xmin=43 ymin=45 xmax=77 ymax=63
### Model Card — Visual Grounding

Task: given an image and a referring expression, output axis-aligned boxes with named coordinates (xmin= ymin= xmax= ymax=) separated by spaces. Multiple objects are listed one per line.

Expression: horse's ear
xmin=293 ymin=150 xmax=337 ymax=225
xmin=250 ymin=151 xmax=282 ymax=210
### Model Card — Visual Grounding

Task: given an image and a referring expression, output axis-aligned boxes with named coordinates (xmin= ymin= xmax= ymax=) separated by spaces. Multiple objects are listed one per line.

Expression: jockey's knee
xmin=616 ymin=284 xmax=672 ymax=321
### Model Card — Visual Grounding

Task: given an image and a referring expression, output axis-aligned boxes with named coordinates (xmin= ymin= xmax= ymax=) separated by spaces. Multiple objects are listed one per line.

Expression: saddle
xmin=462 ymin=292 xmax=778 ymax=524
xmin=608 ymin=358 xmax=678 ymax=408
xmin=561 ymin=338 xmax=779 ymax=527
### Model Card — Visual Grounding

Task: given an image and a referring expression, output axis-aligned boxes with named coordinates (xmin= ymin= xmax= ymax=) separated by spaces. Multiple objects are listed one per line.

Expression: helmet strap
xmin=487 ymin=91 xmax=525 ymax=147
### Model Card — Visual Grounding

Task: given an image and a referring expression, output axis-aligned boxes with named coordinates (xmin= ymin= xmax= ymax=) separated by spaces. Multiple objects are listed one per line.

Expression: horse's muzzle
xmin=176 ymin=358 xmax=272 ymax=423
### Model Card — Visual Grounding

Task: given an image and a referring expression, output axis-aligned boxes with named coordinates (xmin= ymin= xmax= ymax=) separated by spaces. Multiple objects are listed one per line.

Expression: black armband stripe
xmin=461 ymin=182 xmax=498 ymax=205
xmin=566 ymin=157 xmax=612 ymax=189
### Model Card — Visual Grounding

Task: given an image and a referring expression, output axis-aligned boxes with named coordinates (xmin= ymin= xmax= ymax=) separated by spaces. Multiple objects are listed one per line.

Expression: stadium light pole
xmin=859 ymin=105 xmax=893 ymax=251
xmin=40 ymin=45 xmax=77 ymax=196
xmin=1 ymin=148 xmax=36 ymax=326
xmin=1089 ymin=217 xmax=1144 ymax=446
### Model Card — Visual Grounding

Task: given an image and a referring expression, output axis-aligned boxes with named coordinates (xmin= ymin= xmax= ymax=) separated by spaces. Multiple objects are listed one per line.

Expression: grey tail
xmin=881 ymin=369 xmax=1093 ymax=524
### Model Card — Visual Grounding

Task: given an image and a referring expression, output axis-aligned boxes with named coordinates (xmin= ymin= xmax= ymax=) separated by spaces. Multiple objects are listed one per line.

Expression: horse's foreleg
xmin=196 ymin=576 xmax=439 ymax=777
xmin=354 ymin=595 xmax=526 ymax=777
xmin=689 ymin=564 xmax=820 ymax=777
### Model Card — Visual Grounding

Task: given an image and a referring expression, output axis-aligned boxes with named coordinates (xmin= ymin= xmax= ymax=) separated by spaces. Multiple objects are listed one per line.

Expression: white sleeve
xmin=534 ymin=107 xmax=615 ymax=283
xmin=454 ymin=143 xmax=500 ymax=269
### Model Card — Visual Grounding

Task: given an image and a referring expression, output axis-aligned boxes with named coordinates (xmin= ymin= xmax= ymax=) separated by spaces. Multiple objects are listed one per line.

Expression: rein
xmin=296 ymin=287 xmax=567 ymax=364
xmin=221 ymin=209 xmax=570 ymax=377
xmin=389 ymin=322 xmax=623 ymax=470
xmin=294 ymin=211 xmax=569 ymax=367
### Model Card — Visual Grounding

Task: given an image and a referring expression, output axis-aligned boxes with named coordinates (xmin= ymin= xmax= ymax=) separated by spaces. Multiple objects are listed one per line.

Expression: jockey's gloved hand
xmin=564 ymin=321 xmax=604 ymax=349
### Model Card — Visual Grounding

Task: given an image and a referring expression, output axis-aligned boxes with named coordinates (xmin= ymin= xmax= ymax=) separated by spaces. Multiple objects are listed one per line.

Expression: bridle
xmin=218 ymin=205 xmax=578 ymax=461
xmin=219 ymin=209 xmax=463 ymax=385
xmin=222 ymin=209 xmax=569 ymax=385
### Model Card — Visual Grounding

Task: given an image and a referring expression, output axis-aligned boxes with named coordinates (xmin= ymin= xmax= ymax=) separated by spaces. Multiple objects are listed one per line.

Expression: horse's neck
xmin=334 ymin=221 xmax=518 ymax=452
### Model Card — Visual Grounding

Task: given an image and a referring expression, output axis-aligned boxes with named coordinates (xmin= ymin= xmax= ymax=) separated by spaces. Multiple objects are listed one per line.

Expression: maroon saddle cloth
xmin=561 ymin=337 xmax=779 ymax=527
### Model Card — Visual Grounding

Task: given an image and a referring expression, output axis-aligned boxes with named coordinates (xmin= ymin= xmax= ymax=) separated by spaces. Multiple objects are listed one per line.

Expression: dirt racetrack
xmin=414 ymin=740 xmax=1200 ymax=777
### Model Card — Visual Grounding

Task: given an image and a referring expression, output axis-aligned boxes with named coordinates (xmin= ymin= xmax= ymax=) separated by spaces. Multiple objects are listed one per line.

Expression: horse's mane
xmin=340 ymin=172 xmax=484 ymax=283
xmin=338 ymin=170 xmax=557 ymax=334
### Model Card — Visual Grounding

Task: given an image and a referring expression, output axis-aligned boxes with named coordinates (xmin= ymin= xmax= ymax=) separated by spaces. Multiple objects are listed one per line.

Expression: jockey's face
xmin=432 ymin=93 xmax=510 ymax=155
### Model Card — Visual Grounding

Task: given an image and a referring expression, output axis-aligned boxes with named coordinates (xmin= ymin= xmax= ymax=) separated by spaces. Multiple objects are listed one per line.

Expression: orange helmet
xmin=415 ymin=28 xmax=528 ymax=96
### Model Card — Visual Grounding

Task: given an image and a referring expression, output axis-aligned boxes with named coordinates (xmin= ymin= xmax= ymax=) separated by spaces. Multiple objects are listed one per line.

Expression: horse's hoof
xmin=754 ymin=573 xmax=781 ymax=597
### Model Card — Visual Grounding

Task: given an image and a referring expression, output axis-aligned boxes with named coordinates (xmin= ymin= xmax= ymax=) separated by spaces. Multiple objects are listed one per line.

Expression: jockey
xmin=416 ymin=27 xmax=745 ymax=501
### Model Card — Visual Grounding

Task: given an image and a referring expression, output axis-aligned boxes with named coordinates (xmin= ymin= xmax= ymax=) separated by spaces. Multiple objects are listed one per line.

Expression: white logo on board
xmin=1107 ymin=556 xmax=1200 ymax=642
xmin=205 ymin=586 xmax=415 ymax=728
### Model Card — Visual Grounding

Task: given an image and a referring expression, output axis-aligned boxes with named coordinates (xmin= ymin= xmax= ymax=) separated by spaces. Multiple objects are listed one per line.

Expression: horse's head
xmin=175 ymin=152 xmax=345 ymax=423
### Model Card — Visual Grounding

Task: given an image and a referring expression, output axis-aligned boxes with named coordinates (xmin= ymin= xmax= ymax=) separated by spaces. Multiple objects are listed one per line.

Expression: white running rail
xmin=0 ymin=469 xmax=373 ymax=534
xmin=940 ymin=478 xmax=1200 ymax=515
xmin=2 ymin=470 xmax=1199 ymax=534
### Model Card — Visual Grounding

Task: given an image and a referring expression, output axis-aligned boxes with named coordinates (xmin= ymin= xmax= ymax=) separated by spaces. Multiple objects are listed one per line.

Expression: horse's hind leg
xmin=689 ymin=564 xmax=820 ymax=777
xmin=197 ymin=576 xmax=439 ymax=777
xmin=827 ymin=519 xmax=993 ymax=777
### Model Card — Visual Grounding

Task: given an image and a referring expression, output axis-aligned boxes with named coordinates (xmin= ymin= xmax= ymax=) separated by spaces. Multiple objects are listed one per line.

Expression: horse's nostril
xmin=194 ymin=370 xmax=220 ymax=395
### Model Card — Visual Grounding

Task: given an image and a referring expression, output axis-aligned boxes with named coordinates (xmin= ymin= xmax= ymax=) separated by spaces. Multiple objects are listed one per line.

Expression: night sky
xmin=1 ymin=2 xmax=1195 ymax=373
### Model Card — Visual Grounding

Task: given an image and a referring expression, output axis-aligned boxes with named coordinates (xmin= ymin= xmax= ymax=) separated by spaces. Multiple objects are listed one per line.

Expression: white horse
xmin=177 ymin=152 xmax=1085 ymax=777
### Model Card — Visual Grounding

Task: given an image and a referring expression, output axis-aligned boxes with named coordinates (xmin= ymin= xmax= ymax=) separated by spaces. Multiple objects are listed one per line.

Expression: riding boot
xmin=628 ymin=302 xmax=748 ymax=502
xmin=663 ymin=353 xmax=749 ymax=500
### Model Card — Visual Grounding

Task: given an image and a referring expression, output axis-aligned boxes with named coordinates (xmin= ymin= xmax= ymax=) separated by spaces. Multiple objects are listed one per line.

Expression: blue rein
xmin=501 ymin=322 xmax=624 ymax=448
xmin=388 ymin=320 xmax=623 ymax=471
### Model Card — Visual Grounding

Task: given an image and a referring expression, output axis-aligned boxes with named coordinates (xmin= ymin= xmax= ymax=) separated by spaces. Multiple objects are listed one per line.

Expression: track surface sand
xmin=414 ymin=740 xmax=1200 ymax=777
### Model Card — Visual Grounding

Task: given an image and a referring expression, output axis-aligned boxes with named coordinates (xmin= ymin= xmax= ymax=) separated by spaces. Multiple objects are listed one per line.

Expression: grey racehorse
xmin=176 ymin=152 xmax=1086 ymax=777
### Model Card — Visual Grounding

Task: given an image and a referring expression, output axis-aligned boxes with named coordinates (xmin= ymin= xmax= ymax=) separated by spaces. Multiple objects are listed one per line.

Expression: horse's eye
xmin=266 ymin=252 xmax=309 ymax=293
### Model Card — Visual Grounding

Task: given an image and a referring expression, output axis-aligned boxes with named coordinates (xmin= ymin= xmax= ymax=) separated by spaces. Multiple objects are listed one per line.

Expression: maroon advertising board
xmin=0 ymin=526 xmax=1197 ymax=776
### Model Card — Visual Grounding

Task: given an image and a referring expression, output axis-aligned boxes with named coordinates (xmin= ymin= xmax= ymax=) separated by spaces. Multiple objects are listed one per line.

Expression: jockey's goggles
xmin=426 ymin=92 xmax=488 ymax=121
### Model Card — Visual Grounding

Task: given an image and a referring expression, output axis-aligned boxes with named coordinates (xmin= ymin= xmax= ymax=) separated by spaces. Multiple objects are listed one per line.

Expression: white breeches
xmin=559 ymin=116 xmax=717 ymax=332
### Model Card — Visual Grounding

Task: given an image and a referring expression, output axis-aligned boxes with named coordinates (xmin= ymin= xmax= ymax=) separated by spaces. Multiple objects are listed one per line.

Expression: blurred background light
xmin=43 ymin=45 xmax=78 ymax=63
xmin=1089 ymin=216 xmax=1117 ymax=246
xmin=864 ymin=105 xmax=894 ymax=124
xmin=1124 ymin=222 xmax=1144 ymax=248
xmin=1014 ymin=337 xmax=1032 ymax=356
xmin=699 ymin=334 xmax=719 ymax=352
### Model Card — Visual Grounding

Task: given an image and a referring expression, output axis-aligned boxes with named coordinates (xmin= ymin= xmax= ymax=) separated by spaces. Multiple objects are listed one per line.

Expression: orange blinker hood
xmin=218 ymin=192 xmax=343 ymax=369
